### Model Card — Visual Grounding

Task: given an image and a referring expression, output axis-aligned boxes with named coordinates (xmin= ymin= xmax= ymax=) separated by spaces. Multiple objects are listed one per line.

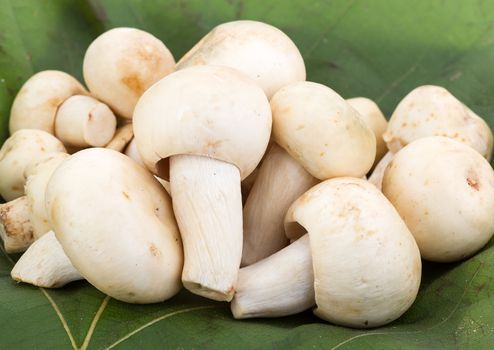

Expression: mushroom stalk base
xmin=232 ymin=234 xmax=314 ymax=318
xmin=170 ymin=154 xmax=242 ymax=302
xmin=242 ymin=144 xmax=317 ymax=266
xmin=11 ymin=230 xmax=83 ymax=288
xmin=0 ymin=196 xmax=34 ymax=253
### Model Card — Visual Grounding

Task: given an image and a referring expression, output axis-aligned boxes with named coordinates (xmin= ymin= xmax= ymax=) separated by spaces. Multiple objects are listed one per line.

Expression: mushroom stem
xmin=105 ymin=123 xmax=134 ymax=152
xmin=242 ymin=144 xmax=317 ymax=266
xmin=368 ymin=151 xmax=395 ymax=190
xmin=169 ymin=154 xmax=242 ymax=301
xmin=0 ymin=196 xmax=34 ymax=253
xmin=11 ymin=230 xmax=82 ymax=288
xmin=232 ymin=234 xmax=314 ymax=318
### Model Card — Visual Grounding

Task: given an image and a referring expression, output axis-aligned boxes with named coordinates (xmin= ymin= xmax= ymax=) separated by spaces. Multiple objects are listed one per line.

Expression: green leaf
xmin=1 ymin=0 xmax=494 ymax=348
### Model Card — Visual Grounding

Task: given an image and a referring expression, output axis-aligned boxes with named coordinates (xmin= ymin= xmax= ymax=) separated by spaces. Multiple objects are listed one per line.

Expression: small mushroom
xmin=242 ymin=82 xmax=375 ymax=266
xmin=55 ymin=95 xmax=117 ymax=148
xmin=133 ymin=65 xmax=271 ymax=301
xmin=45 ymin=148 xmax=183 ymax=303
xmin=382 ymin=136 xmax=494 ymax=262
xmin=0 ymin=153 xmax=68 ymax=253
xmin=83 ymin=27 xmax=175 ymax=119
xmin=346 ymin=97 xmax=388 ymax=166
xmin=9 ymin=71 xmax=88 ymax=134
xmin=383 ymin=85 xmax=493 ymax=160
xmin=176 ymin=20 xmax=306 ymax=98
xmin=105 ymin=123 xmax=134 ymax=152
xmin=0 ymin=196 xmax=34 ymax=253
xmin=233 ymin=178 xmax=421 ymax=328
xmin=0 ymin=130 xmax=66 ymax=201
xmin=11 ymin=231 xmax=82 ymax=288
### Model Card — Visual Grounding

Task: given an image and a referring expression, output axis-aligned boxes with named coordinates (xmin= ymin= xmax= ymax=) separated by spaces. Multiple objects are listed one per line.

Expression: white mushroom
xmin=83 ymin=27 xmax=175 ymax=119
xmin=9 ymin=71 xmax=88 ymax=134
xmin=55 ymin=95 xmax=117 ymax=147
xmin=0 ymin=196 xmax=34 ymax=253
xmin=0 ymin=130 xmax=66 ymax=201
xmin=133 ymin=65 xmax=271 ymax=301
xmin=383 ymin=85 xmax=493 ymax=160
xmin=242 ymin=82 xmax=375 ymax=266
xmin=346 ymin=97 xmax=388 ymax=166
xmin=382 ymin=136 xmax=494 ymax=262
xmin=176 ymin=20 xmax=306 ymax=98
xmin=233 ymin=178 xmax=421 ymax=328
xmin=45 ymin=148 xmax=183 ymax=303
xmin=11 ymin=231 xmax=82 ymax=288
xmin=0 ymin=153 xmax=68 ymax=253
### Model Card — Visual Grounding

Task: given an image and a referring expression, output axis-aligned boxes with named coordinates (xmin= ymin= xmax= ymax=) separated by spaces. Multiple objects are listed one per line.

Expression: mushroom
xmin=55 ymin=95 xmax=117 ymax=148
xmin=232 ymin=178 xmax=421 ymax=328
xmin=83 ymin=27 xmax=175 ymax=119
xmin=176 ymin=20 xmax=306 ymax=98
xmin=383 ymin=85 xmax=493 ymax=160
xmin=0 ymin=130 xmax=66 ymax=201
xmin=45 ymin=148 xmax=183 ymax=303
xmin=0 ymin=152 xmax=68 ymax=253
xmin=11 ymin=231 xmax=82 ymax=288
xmin=124 ymin=138 xmax=170 ymax=194
xmin=382 ymin=136 xmax=494 ymax=262
xmin=242 ymin=82 xmax=375 ymax=266
xmin=346 ymin=97 xmax=388 ymax=166
xmin=368 ymin=86 xmax=493 ymax=190
xmin=133 ymin=65 xmax=271 ymax=301
xmin=0 ymin=196 xmax=34 ymax=253
xmin=9 ymin=71 xmax=88 ymax=134
xmin=105 ymin=123 xmax=134 ymax=152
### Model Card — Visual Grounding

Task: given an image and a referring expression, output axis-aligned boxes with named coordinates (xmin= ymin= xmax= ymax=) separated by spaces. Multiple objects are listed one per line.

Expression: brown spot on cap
xmin=121 ymin=75 xmax=145 ymax=95
xmin=467 ymin=177 xmax=480 ymax=191
xmin=122 ymin=191 xmax=130 ymax=199
xmin=149 ymin=243 xmax=160 ymax=257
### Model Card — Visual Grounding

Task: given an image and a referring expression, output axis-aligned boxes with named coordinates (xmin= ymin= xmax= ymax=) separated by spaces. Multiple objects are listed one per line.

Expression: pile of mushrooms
xmin=1 ymin=20 xmax=494 ymax=329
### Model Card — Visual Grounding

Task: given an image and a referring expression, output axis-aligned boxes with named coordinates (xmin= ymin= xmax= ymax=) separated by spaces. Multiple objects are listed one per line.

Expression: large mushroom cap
xmin=133 ymin=65 xmax=272 ymax=180
xmin=383 ymin=85 xmax=493 ymax=160
xmin=0 ymin=130 xmax=66 ymax=201
xmin=382 ymin=136 xmax=494 ymax=262
xmin=176 ymin=20 xmax=306 ymax=98
xmin=271 ymin=82 xmax=376 ymax=180
xmin=285 ymin=178 xmax=421 ymax=328
xmin=83 ymin=27 xmax=175 ymax=119
xmin=45 ymin=148 xmax=183 ymax=303
xmin=9 ymin=70 xmax=88 ymax=134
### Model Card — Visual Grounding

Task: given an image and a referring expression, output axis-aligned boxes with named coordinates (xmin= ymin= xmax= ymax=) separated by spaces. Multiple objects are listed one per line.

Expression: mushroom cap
xmin=45 ymin=148 xmax=183 ymax=303
xmin=285 ymin=178 xmax=421 ymax=328
xmin=383 ymin=85 xmax=493 ymax=160
xmin=9 ymin=70 xmax=88 ymax=134
xmin=176 ymin=20 xmax=306 ymax=98
xmin=382 ymin=136 xmax=494 ymax=262
xmin=271 ymin=82 xmax=376 ymax=180
xmin=83 ymin=27 xmax=175 ymax=119
xmin=55 ymin=95 xmax=117 ymax=147
xmin=133 ymin=65 xmax=272 ymax=180
xmin=346 ymin=97 xmax=388 ymax=164
xmin=25 ymin=153 xmax=70 ymax=239
xmin=0 ymin=130 xmax=66 ymax=201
